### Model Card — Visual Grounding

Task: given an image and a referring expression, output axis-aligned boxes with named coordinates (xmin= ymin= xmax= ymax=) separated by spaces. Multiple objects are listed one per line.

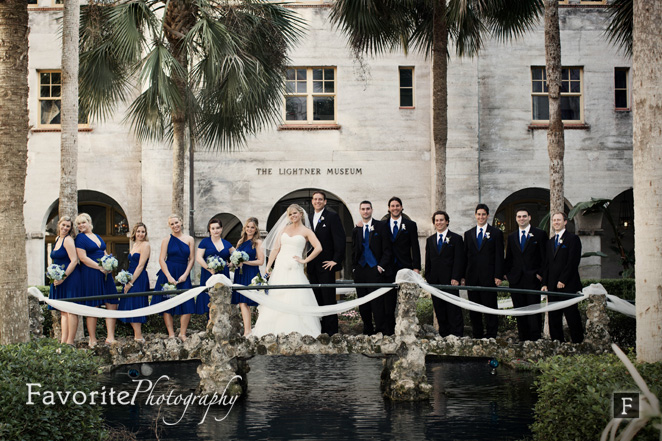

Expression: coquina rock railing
xmin=79 ymin=282 xmax=613 ymax=402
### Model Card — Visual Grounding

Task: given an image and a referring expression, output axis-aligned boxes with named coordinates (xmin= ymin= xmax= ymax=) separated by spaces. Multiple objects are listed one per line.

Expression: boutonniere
xmin=528 ymin=233 xmax=534 ymax=239
xmin=401 ymin=223 xmax=406 ymax=231
xmin=444 ymin=236 xmax=450 ymax=244
xmin=485 ymin=232 xmax=491 ymax=239
xmin=369 ymin=225 xmax=375 ymax=232
xmin=319 ymin=216 xmax=324 ymax=223
xmin=558 ymin=239 xmax=563 ymax=244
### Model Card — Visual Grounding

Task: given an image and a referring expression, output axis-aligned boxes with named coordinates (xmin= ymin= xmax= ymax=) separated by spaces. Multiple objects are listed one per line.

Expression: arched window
xmin=267 ymin=188 xmax=353 ymax=279
xmin=45 ymin=191 xmax=130 ymax=277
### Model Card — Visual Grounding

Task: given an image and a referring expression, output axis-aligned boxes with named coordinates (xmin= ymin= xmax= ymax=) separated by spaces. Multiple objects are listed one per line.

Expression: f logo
xmin=613 ymin=392 xmax=640 ymax=418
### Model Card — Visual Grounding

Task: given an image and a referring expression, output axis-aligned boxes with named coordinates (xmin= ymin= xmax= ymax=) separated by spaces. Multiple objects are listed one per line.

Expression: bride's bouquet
xmin=206 ymin=255 xmax=226 ymax=272
xmin=97 ymin=254 xmax=118 ymax=281
xmin=115 ymin=270 xmax=133 ymax=286
xmin=46 ymin=264 xmax=66 ymax=285
xmin=230 ymin=250 xmax=250 ymax=275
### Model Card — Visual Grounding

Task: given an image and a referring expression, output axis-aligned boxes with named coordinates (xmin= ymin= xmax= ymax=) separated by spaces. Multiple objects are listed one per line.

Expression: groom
xmin=308 ymin=190 xmax=346 ymax=336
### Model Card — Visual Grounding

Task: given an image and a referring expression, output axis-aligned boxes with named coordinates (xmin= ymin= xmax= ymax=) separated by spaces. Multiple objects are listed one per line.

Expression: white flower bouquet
xmin=230 ymin=250 xmax=250 ymax=274
xmin=46 ymin=264 xmax=66 ymax=285
xmin=161 ymin=283 xmax=176 ymax=298
xmin=250 ymin=274 xmax=268 ymax=286
xmin=206 ymin=255 xmax=226 ymax=272
xmin=97 ymin=254 xmax=118 ymax=280
xmin=116 ymin=270 xmax=133 ymax=286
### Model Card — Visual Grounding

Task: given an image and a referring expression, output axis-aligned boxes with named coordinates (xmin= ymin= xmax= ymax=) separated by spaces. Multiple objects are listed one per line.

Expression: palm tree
xmin=59 ymin=0 xmax=80 ymax=222
xmin=543 ymin=0 xmax=564 ymax=221
xmin=330 ymin=0 xmax=543 ymax=210
xmin=0 ymin=0 xmax=30 ymax=344
xmin=632 ymin=0 xmax=661 ymax=363
xmin=79 ymin=0 xmax=304 ymax=218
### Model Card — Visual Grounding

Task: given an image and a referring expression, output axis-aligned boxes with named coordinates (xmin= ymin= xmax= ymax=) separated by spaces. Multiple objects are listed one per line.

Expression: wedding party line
xmin=34 ymin=191 xmax=635 ymax=349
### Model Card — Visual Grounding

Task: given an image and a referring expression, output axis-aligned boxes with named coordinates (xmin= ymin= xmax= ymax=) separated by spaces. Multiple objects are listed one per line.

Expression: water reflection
xmin=100 ymin=355 xmax=536 ymax=440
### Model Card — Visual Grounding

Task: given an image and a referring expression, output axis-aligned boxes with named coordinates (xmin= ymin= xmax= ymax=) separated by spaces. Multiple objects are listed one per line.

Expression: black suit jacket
xmin=387 ymin=217 xmax=421 ymax=273
xmin=424 ymin=230 xmax=465 ymax=284
xmin=309 ymin=208 xmax=346 ymax=272
xmin=351 ymin=220 xmax=392 ymax=270
xmin=504 ymin=227 xmax=546 ymax=288
xmin=463 ymin=224 xmax=505 ymax=286
xmin=542 ymin=231 xmax=582 ymax=293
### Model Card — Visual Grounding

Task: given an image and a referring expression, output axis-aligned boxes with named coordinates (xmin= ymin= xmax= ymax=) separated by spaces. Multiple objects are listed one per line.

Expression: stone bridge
xmin=91 ymin=283 xmax=612 ymax=401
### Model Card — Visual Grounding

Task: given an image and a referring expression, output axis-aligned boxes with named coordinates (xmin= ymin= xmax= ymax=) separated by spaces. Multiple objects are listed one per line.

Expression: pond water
xmin=100 ymin=355 xmax=537 ymax=440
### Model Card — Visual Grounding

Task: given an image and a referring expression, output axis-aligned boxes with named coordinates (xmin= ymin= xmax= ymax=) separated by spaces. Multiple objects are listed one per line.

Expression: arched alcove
xmin=267 ymin=188 xmax=353 ymax=279
xmin=600 ymin=189 xmax=634 ymax=278
xmin=44 ymin=190 xmax=130 ymax=272
xmin=494 ymin=187 xmax=573 ymax=235
xmin=205 ymin=213 xmax=243 ymax=247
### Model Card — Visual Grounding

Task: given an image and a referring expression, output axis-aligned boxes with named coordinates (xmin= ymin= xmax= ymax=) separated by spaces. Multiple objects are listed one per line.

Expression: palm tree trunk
xmin=59 ymin=0 xmax=80 ymax=221
xmin=544 ymin=0 xmax=565 ymax=222
xmin=633 ymin=0 xmax=662 ymax=363
xmin=432 ymin=0 xmax=448 ymax=210
xmin=171 ymin=112 xmax=186 ymax=219
xmin=0 ymin=0 xmax=30 ymax=344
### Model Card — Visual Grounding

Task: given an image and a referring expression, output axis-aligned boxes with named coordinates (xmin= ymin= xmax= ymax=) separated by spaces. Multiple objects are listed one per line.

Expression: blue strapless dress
xmin=118 ymin=253 xmax=149 ymax=323
xmin=196 ymin=237 xmax=232 ymax=314
xmin=231 ymin=240 xmax=259 ymax=307
xmin=75 ymin=234 xmax=118 ymax=307
xmin=151 ymin=235 xmax=194 ymax=315
xmin=48 ymin=237 xmax=81 ymax=310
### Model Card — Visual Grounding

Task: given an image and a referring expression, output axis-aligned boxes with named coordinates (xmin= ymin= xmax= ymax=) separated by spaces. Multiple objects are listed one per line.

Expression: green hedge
xmin=531 ymin=354 xmax=662 ymax=441
xmin=0 ymin=339 xmax=106 ymax=441
xmin=582 ymin=278 xmax=635 ymax=300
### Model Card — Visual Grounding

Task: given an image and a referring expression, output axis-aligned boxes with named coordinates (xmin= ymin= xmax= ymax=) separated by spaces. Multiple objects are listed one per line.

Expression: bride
xmin=251 ymin=204 xmax=323 ymax=337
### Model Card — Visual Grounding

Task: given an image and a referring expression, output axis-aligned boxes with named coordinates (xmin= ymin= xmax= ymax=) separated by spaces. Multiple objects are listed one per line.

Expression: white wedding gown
xmin=252 ymin=233 xmax=322 ymax=337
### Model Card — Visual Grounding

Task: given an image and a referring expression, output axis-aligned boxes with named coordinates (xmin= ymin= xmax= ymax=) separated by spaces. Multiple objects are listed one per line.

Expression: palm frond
xmin=605 ymin=0 xmax=632 ymax=57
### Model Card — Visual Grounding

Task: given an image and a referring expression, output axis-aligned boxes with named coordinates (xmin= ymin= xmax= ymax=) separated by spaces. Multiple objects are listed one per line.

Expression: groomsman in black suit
xmin=384 ymin=196 xmax=421 ymax=335
xmin=463 ymin=203 xmax=504 ymax=339
xmin=504 ymin=208 xmax=546 ymax=341
xmin=308 ymin=190 xmax=346 ymax=336
xmin=351 ymin=201 xmax=392 ymax=335
xmin=424 ymin=211 xmax=465 ymax=337
xmin=542 ymin=212 xmax=584 ymax=343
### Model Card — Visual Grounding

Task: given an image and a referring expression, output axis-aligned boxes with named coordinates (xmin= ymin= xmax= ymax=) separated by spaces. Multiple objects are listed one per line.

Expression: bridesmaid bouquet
xmin=46 ymin=264 xmax=66 ymax=285
xmin=97 ymin=255 xmax=118 ymax=281
xmin=161 ymin=283 xmax=176 ymax=298
xmin=250 ymin=274 xmax=268 ymax=286
xmin=206 ymin=255 xmax=226 ymax=272
xmin=230 ymin=251 xmax=250 ymax=275
xmin=115 ymin=270 xmax=133 ymax=286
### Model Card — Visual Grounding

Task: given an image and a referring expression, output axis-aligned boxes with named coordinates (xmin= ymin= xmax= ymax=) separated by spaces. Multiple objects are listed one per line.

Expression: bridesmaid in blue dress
xmin=75 ymin=213 xmax=119 ymax=347
xmin=194 ymin=218 xmax=235 ymax=315
xmin=118 ymin=222 xmax=150 ymax=342
xmin=231 ymin=217 xmax=264 ymax=336
xmin=150 ymin=214 xmax=195 ymax=340
xmin=48 ymin=215 xmax=81 ymax=345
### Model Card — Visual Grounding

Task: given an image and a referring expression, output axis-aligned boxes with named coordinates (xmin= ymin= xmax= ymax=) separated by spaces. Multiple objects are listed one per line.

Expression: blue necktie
xmin=392 ymin=221 xmax=399 ymax=240
xmin=437 ymin=235 xmax=443 ymax=253
xmin=477 ymin=227 xmax=484 ymax=248
xmin=520 ymin=231 xmax=526 ymax=251
xmin=364 ymin=225 xmax=369 ymax=242
xmin=554 ymin=233 xmax=559 ymax=251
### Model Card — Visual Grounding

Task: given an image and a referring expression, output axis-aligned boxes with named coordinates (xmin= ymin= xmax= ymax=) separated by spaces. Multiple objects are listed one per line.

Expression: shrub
xmin=0 ymin=339 xmax=106 ymax=441
xmin=531 ymin=353 xmax=662 ymax=441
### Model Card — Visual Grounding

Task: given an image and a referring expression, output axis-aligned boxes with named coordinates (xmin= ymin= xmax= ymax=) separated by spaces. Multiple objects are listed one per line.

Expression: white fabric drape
xmin=29 ymin=269 xmax=635 ymax=318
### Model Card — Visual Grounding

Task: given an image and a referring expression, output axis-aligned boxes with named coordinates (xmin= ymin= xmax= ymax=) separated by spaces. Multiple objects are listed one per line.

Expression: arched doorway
xmin=267 ymin=189 xmax=353 ymax=279
xmin=45 ymin=191 xmax=130 ymax=275
xmin=494 ymin=188 xmax=573 ymax=235
xmin=206 ymin=213 xmax=243 ymax=247
xmin=601 ymin=189 xmax=634 ymax=278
